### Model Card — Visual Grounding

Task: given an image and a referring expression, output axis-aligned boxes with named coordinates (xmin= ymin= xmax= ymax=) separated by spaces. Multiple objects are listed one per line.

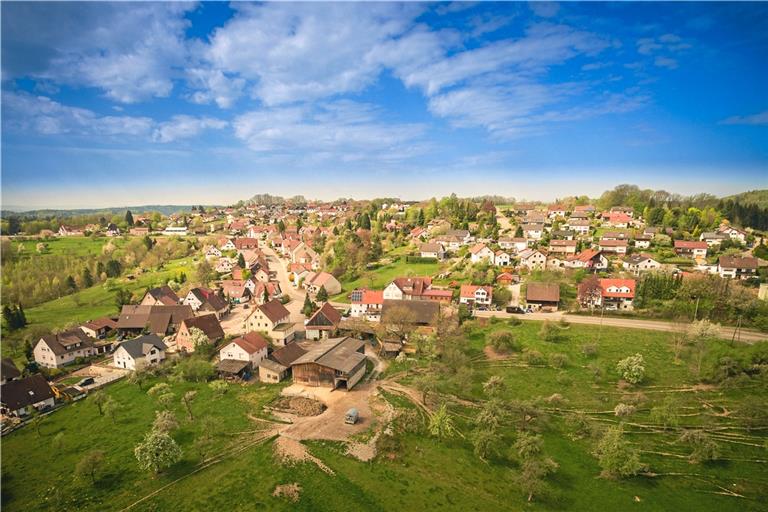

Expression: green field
xmin=2 ymin=322 xmax=766 ymax=511
xmin=332 ymin=256 xmax=445 ymax=302
xmin=12 ymin=236 xmax=127 ymax=258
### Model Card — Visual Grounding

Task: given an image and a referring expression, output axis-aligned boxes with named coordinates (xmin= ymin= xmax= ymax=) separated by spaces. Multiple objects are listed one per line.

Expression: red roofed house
xmin=579 ymin=278 xmax=636 ymax=310
xmin=305 ymin=302 xmax=343 ymax=340
xmin=674 ymin=240 xmax=708 ymax=259
xmin=469 ymin=243 xmax=495 ymax=263
xmin=566 ymin=249 xmax=609 ymax=270
xmin=140 ymin=286 xmax=180 ymax=306
xmin=218 ymin=332 xmax=269 ymax=370
xmin=459 ymin=285 xmax=493 ymax=309
xmin=383 ymin=277 xmax=452 ymax=303
xmin=350 ymin=288 xmax=385 ymax=321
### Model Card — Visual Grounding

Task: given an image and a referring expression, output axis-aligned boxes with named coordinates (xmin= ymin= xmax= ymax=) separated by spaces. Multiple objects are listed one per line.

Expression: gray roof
xmin=259 ymin=359 xmax=287 ymax=373
xmin=291 ymin=336 xmax=366 ymax=374
xmin=117 ymin=334 xmax=167 ymax=359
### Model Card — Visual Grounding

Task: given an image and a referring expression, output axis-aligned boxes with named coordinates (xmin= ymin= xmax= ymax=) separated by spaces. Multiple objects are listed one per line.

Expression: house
xmin=105 ymin=223 xmax=121 ymax=236
xmin=445 ymin=229 xmax=473 ymax=245
xmin=205 ymin=245 xmax=222 ymax=259
xmin=718 ymin=225 xmax=748 ymax=244
xmin=598 ymin=239 xmax=628 ymax=255
xmin=219 ymin=332 xmax=269 ymax=371
xmin=525 ymin=282 xmax=560 ymax=311
xmin=522 ymin=223 xmax=545 ymax=240
xmin=601 ymin=231 xmax=630 ymax=241
xmin=113 ymin=334 xmax=167 ymax=370
xmin=604 ymin=212 xmax=633 ymax=228
xmin=0 ymin=375 xmax=55 ymax=417
xmin=215 ymin=257 xmax=236 ymax=274
xmin=514 ymin=203 xmax=536 ymax=215
xmin=674 ymin=240 xmax=708 ymax=259
xmin=116 ymin=305 xmax=194 ymax=336
xmin=383 ymin=276 xmax=451 ymax=303
xmin=518 ymin=249 xmax=547 ymax=270
xmin=176 ymin=314 xmax=225 ymax=353
xmin=219 ymin=238 xmax=237 ymax=251
xmin=548 ymin=240 xmax=577 ymax=255
xmin=303 ymin=271 xmax=342 ymax=296
xmin=566 ymin=249 xmax=609 ymax=270
xmin=305 ymin=302 xmax=343 ymax=340
xmin=245 ymin=299 xmax=295 ymax=346
xmin=183 ymin=288 xmax=230 ymax=318
xmin=291 ymin=337 xmax=367 ymax=390
xmin=700 ymin=232 xmax=729 ymax=247
xmin=79 ymin=317 xmax=117 ymax=339
xmin=622 ymin=254 xmax=662 ymax=275
xmin=58 ymin=225 xmax=84 ymax=236
xmin=252 ymin=281 xmax=282 ymax=306
xmin=634 ymin=233 xmax=653 ymax=249
xmin=459 ymin=285 xmax=493 ymax=308
xmin=470 ymin=243 xmax=495 ymax=263
xmin=410 ymin=227 xmax=428 ymax=240
xmin=547 ymin=204 xmax=569 ymax=219
xmin=494 ymin=250 xmax=512 ymax=267
xmin=496 ymin=272 xmax=518 ymax=286
xmin=718 ymin=256 xmax=758 ymax=279
xmin=1 ymin=358 xmax=22 ymax=385
xmin=565 ymin=218 xmax=591 ymax=234
xmin=551 ymin=230 xmax=575 ymax=240
xmin=263 ymin=342 xmax=309 ymax=382
xmin=220 ymin=279 xmax=253 ymax=303
xmin=140 ymin=286 xmax=180 ymax=306
xmin=34 ymin=330 xmax=97 ymax=369
xmin=419 ymin=242 xmax=446 ymax=260
xmin=350 ymin=289 xmax=385 ymax=321
xmin=499 ymin=237 xmax=528 ymax=252
xmin=579 ymin=278 xmax=636 ymax=310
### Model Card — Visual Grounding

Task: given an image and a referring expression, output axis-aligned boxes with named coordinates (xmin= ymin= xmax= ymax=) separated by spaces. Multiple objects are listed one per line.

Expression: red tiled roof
xmin=232 ymin=332 xmax=268 ymax=353
xmin=674 ymin=240 xmax=708 ymax=249
xmin=600 ymin=278 xmax=636 ymax=299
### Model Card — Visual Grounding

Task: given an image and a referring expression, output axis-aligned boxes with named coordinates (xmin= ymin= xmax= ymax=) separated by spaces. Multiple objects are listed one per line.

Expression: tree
xmin=428 ymin=403 xmax=456 ymax=440
xmin=687 ymin=319 xmax=720 ymax=378
xmin=482 ymin=375 xmax=506 ymax=398
xmin=153 ymin=410 xmax=179 ymax=433
xmin=650 ymin=396 xmax=679 ymax=428
xmin=539 ymin=321 xmax=562 ymax=343
xmin=115 ymin=288 xmax=133 ymax=309
xmin=237 ymin=252 xmax=246 ymax=268
xmin=65 ymin=275 xmax=77 ymax=293
xmin=471 ymin=426 xmax=503 ymax=461
xmin=301 ymin=294 xmax=317 ymax=316
xmin=91 ymin=390 xmax=108 ymax=416
xmin=359 ymin=213 xmax=371 ymax=230
xmin=134 ymin=430 xmax=182 ymax=475
xmin=125 ymin=210 xmax=134 ymax=226
xmin=175 ymin=358 xmax=215 ymax=382
xmin=316 ymin=285 xmax=328 ymax=302
xmin=195 ymin=260 xmax=214 ymax=286
xmin=127 ymin=368 xmax=149 ymax=390
xmin=105 ymin=259 xmax=122 ymax=277
xmin=277 ymin=220 xmax=286 ymax=233
xmin=147 ymin=383 xmax=175 ymax=409
xmin=209 ymin=380 xmax=228 ymax=396
xmin=616 ymin=353 xmax=645 ymax=384
xmin=678 ymin=430 xmax=720 ymax=464
xmin=181 ymin=390 xmax=197 ymax=420
xmin=103 ymin=396 xmax=120 ymax=424
xmin=82 ymin=267 xmax=94 ymax=288
xmin=593 ymin=425 xmax=645 ymax=478
xmin=187 ymin=327 xmax=210 ymax=351
xmin=75 ymin=450 xmax=105 ymax=485
xmin=513 ymin=432 xmax=558 ymax=502
xmin=487 ymin=331 xmax=519 ymax=354
xmin=578 ymin=275 xmax=602 ymax=309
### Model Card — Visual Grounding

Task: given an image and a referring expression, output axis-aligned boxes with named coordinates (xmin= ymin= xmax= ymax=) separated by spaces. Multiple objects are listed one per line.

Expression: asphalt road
xmin=473 ymin=309 xmax=768 ymax=343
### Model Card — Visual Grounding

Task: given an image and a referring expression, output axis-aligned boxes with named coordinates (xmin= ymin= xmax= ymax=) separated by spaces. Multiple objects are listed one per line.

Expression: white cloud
xmin=654 ymin=56 xmax=679 ymax=69
xmin=152 ymin=116 xmax=228 ymax=143
xmin=3 ymin=91 xmax=153 ymax=136
xmin=3 ymin=3 xmax=193 ymax=103
xmin=233 ymin=100 xmax=425 ymax=161
xmin=720 ymin=111 xmax=768 ymax=126
xmin=186 ymin=68 xmax=245 ymax=109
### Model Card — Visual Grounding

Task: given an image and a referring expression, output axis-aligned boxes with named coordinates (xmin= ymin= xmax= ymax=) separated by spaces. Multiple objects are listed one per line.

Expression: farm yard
xmin=2 ymin=321 xmax=767 ymax=512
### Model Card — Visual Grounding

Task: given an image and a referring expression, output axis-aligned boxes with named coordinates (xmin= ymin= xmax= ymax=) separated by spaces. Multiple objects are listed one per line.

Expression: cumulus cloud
xmin=654 ymin=56 xmax=679 ymax=69
xmin=2 ymin=91 xmax=153 ymax=136
xmin=2 ymin=2 xmax=193 ymax=103
xmin=720 ymin=111 xmax=768 ymax=126
xmin=152 ymin=116 xmax=228 ymax=143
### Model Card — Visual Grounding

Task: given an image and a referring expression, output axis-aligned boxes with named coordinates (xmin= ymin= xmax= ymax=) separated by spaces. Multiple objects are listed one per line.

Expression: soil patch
xmin=271 ymin=396 xmax=326 ymax=417
xmin=273 ymin=436 xmax=335 ymax=475
xmin=272 ymin=483 xmax=302 ymax=503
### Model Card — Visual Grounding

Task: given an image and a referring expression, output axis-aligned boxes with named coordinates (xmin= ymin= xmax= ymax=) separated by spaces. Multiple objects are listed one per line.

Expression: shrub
xmin=616 ymin=354 xmax=646 ymax=385
xmin=487 ymin=331 xmax=520 ymax=353
xmin=613 ymin=403 xmax=636 ymax=417
xmin=555 ymin=372 xmax=573 ymax=387
xmin=507 ymin=317 xmax=522 ymax=327
xmin=582 ymin=344 xmax=598 ymax=358
xmin=548 ymin=353 xmax=569 ymax=369
xmin=523 ymin=349 xmax=545 ymax=366
xmin=588 ymin=363 xmax=603 ymax=382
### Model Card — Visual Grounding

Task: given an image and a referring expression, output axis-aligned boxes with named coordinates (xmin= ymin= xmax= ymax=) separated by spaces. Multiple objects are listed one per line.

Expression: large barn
xmin=291 ymin=337 xmax=367 ymax=390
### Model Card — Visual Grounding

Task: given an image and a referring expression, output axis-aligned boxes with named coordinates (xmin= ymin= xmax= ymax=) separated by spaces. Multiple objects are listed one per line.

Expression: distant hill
xmin=1 ymin=205 xmax=204 ymax=218
xmin=723 ymin=189 xmax=768 ymax=208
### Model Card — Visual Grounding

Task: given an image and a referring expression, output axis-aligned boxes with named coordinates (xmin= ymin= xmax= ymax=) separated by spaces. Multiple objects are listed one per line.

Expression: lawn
xmin=2 ymin=323 xmax=766 ymax=512
xmin=14 ymin=236 xmax=127 ymax=258
xmin=332 ymin=256 xmax=445 ymax=302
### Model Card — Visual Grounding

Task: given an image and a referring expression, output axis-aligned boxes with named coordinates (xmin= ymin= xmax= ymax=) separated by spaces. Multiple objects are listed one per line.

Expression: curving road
xmin=473 ymin=309 xmax=768 ymax=343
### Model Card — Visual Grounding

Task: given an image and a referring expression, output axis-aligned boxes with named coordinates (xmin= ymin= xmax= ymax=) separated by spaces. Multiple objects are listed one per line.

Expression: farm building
xmin=291 ymin=337 xmax=367 ymax=390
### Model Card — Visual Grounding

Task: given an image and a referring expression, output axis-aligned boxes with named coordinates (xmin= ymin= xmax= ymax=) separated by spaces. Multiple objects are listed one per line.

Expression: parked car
xmin=344 ymin=408 xmax=359 ymax=425
xmin=506 ymin=306 xmax=526 ymax=314
xmin=76 ymin=377 xmax=95 ymax=387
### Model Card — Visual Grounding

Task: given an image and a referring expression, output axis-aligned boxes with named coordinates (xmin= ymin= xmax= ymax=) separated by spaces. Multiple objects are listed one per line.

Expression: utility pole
xmin=692 ymin=295 xmax=700 ymax=321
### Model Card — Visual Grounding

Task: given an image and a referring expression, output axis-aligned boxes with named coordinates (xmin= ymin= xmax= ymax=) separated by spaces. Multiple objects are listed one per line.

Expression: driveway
xmin=220 ymin=304 xmax=252 ymax=336
xmin=68 ymin=362 xmax=128 ymax=390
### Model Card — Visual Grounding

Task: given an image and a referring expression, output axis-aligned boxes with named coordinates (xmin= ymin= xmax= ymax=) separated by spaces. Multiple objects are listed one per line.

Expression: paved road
xmin=263 ymin=247 xmax=308 ymax=332
xmin=473 ymin=310 xmax=768 ymax=343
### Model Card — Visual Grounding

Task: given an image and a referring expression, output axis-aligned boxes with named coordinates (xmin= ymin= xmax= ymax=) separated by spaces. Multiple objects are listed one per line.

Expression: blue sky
xmin=2 ymin=1 xmax=767 ymax=208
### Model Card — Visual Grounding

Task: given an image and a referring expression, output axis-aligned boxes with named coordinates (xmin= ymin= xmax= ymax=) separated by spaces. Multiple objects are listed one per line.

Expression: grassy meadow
xmin=332 ymin=256 xmax=445 ymax=302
